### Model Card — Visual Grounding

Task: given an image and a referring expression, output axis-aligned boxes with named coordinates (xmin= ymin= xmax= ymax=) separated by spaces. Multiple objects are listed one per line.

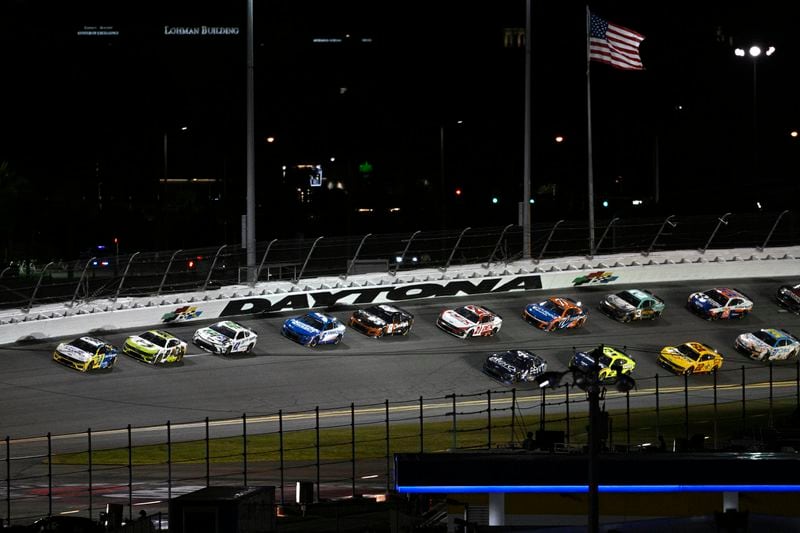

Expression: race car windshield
xmin=503 ymin=353 xmax=531 ymax=368
xmin=366 ymin=306 xmax=393 ymax=321
xmin=752 ymin=330 xmax=777 ymax=344
xmin=140 ymin=331 xmax=168 ymax=347
xmin=540 ymin=300 xmax=562 ymax=312
xmin=299 ymin=315 xmax=325 ymax=330
xmin=704 ymin=290 xmax=728 ymax=305
xmin=70 ymin=338 xmax=99 ymax=353
xmin=598 ymin=354 xmax=613 ymax=367
xmin=617 ymin=291 xmax=641 ymax=306
xmin=676 ymin=344 xmax=701 ymax=360
xmin=455 ymin=306 xmax=481 ymax=323
xmin=210 ymin=324 xmax=237 ymax=338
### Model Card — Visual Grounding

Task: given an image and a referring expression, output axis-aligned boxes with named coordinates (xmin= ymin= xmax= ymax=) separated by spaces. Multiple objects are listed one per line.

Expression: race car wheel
xmin=401 ymin=326 xmax=410 ymax=336
xmin=684 ymin=367 xmax=694 ymax=375
xmin=309 ymin=337 xmax=319 ymax=347
xmin=622 ymin=314 xmax=632 ymax=323
xmin=224 ymin=345 xmax=232 ymax=356
xmin=334 ymin=335 xmax=342 ymax=345
xmin=491 ymin=327 xmax=499 ymax=336
xmin=652 ymin=311 xmax=662 ymax=320
xmin=245 ymin=343 xmax=254 ymax=353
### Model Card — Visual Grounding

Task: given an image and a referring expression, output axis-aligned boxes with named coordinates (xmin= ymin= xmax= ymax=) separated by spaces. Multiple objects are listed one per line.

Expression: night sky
xmin=1 ymin=1 xmax=799 ymax=259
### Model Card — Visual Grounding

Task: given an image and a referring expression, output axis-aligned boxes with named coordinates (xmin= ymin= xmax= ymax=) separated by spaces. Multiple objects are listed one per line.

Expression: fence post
xmin=5 ymin=436 xmax=10 ymax=525
xmin=69 ymin=257 xmax=96 ymax=307
xmin=683 ymin=373 xmax=691 ymax=440
xmin=279 ymin=410 xmax=285 ymax=505
xmin=655 ymin=375 xmax=660 ymax=440
xmin=440 ymin=227 xmax=471 ymax=272
xmin=205 ymin=417 xmax=210 ymax=487
xmin=769 ymin=362 xmax=774 ymax=428
xmin=384 ymin=400 xmax=390 ymax=493
xmin=88 ymin=428 xmax=92 ymax=521
xmin=24 ymin=261 xmax=55 ymax=313
xmin=254 ymin=238 xmax=278 ymax=285
xmin=342 ymin=234 xmax=372 ymax=280
xmin=511 ymin=389 xmax=516 ymax=446
xmin=699 ymin=212 xmax=731 ymax=254
xmin=156 ymin=249 xmax=182 ymax=296
xmin=797 ymin=359 xmax=800 ymax=412
xmin=295 ymin=236 xmax=323 ymax=283
xmin=113 ymin=253 xmax=140 ymax=304
xmin=167 ymin=421 xmax=172 ymax=502
xmin=487 ymin=390 xmax=492 ymax=450
xmin=351 ymin=403 xmax=356 ymax=498
xmin=626 ymin=390 xmax=631 ymax=450
xmin=757 ymin=209 xmax=789 ymax=251
xmin=48 ymin=432 xmax=52 ymax=517
xmin=450 ymin=394 xmax=457 ymax=450
xmin=590 ymin=217 xmax=619 ymax=257
xmin=390 ymin=230 xmax=421 ymax=275
xmin=535 ymin=219 xmax=564 ymax=263
xmin=202 ymin=245 xmax=227 ymax=292
xmin=713 ymin=370 xmax=718 ymax=450
xmin=242 ymin=413 xmax=247 ymax=486
xmin=742 ymin=366 xmax=746 ymax=430
xmin=315 ymin=406 xmax=320 ymax=503
xmin=419 ymin=397 xmax=424 ymax=453
xmin=565 ymin=384 xmax=570 ymax=445
xmin=540 ymin=387 xmax=546 ymax=431
xmin=127 ymin=425 xmax=132 ymax=522
xmin=643 ymin=215 xmax=676 ymax=257
xmin=482 ymin=224 xmax=515 ymax=267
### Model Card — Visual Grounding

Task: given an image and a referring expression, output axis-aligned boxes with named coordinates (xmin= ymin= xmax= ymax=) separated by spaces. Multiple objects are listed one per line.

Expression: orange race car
xmin=522 ymin=296 xmax=588 ymax=332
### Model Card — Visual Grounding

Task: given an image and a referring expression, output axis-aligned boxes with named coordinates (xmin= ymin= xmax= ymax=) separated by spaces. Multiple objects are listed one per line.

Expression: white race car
xmin=436 ymin=304 xmax=502 ymax=339
xmin=193 ymin=321 xmax=257 ymax=355
xmin=734 ymin=328 xmax=800 ymax=362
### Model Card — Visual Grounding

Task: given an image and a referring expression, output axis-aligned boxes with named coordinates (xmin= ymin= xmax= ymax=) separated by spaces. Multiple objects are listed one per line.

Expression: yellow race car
xmin=123 ymin=329 xmax=187 ymax=365
xmin=658 ymin=341 xmax=723 ymax=375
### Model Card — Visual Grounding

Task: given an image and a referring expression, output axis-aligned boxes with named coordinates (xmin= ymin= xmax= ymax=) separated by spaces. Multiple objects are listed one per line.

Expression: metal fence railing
xmin=0 ymin=211 xmax=796 ymax=311
xmin=3 ymin=360 xmax=800 ymax=527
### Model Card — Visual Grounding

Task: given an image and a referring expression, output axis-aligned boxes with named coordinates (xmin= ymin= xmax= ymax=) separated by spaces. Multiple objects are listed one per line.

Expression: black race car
xmin=777 ymin=283 xmax=800 ymax=314
xmin=482 ymin=349 xmax=547 ymax=385
xmin=349 ymin=304 xmax=414 ymax=337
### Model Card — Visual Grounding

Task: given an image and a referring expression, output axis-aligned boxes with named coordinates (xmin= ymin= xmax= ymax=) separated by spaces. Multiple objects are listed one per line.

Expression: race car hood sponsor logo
xmin=440 ymin=311 xmax=475 ymax=329
xmin=56 ymin=344 xmax=92 ymax=362
xmin=527 ymin=304 xmax=558 ymax=321
xmin=127 ymin=336 xmax=159 ymax=354
xmin=356 ymin=311 xmax=385 ymax=327
xmin=196 ymin=328 xmax=231 ymax=346
xmin=661 ymin=348 xmax=692 ymax=366
xmin=221 ymin=275 xmax=542 ymax=316
xmin=736 ymin=334 xmax=764 ymax=350
xmin=285 ymin=319 xmax=320 ymax=335
xmin=606 ymin=294 xmax=633 ymax=311
xmin=573 ymin=271 xmax=619 ymax=286
xmin=488 ymin=356 xmax=518 ymax=374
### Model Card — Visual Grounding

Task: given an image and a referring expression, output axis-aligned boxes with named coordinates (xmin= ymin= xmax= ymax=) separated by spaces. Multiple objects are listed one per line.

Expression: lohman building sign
xmin=164 ymin=26 xmax=240 ymax=36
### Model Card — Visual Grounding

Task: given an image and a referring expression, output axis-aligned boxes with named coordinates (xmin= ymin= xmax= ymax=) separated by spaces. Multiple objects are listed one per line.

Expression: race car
xmin=282 ymin=311 xmax=346 ymax=346
xmin=483 ymin=349 xmax=547 ymax=385
xmin=598 ymin=289 xmax=665 ymax=323
xmin=568 ymin=345 xmax=636 ymax=381
xmin=776 ymin=283 xmax=800 ymax=314
xmin=686 ymin=287 xmax=753 ymax=320
xmin=123 ymin=329 xmax=188 ymax=365
xmin=657 ymin=341 xmax=723 ymax=375
xmin=349 ymin=304 xmax=414 ymax=337
xmin=192 ymin=321 xmax=257 ymax=355
xmin=734 ymin=328 xmax=800 ymax=362
xmin=436 ymin=304 xmax=502 ymax=338
xmin=523 ymin=297 xmax=587 ymax=331
xmin=53 ymin=336 xmax=118 ymax=372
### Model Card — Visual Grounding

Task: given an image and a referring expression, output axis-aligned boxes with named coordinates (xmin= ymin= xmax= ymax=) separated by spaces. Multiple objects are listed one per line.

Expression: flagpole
xmin=522 ymin=0 xmax=532 ymax=259
xmin=585 ymin=6 xmax=596 ymax=256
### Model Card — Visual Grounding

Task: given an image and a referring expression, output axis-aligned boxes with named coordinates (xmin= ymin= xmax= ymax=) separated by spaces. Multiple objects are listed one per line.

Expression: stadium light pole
xmin=734 ymin=44 xmax=775 ymax=184
xmin=245 ymin=0 xmax=257 ymax=282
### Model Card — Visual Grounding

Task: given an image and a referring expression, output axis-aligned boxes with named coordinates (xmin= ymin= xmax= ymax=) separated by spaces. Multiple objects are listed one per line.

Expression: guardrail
xmin=0 ymin=212 xmax=795 ymax=313
xmin=3 ymin=361 xmax=799 ymax=526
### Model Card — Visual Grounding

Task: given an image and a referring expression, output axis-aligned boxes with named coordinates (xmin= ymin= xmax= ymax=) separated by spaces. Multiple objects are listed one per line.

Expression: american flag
xmin=589 ymin=13 xmax=645 ymax=70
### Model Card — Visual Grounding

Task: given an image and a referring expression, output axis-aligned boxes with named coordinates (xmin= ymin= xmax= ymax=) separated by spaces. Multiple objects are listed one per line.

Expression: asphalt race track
xmin=2 ymin=276 xmax=799 ymax=441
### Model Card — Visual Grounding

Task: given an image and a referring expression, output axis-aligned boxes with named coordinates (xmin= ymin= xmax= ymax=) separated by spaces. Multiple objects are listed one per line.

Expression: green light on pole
xmin=492 ymin=197 xmax=499 ymax=204
xmin=358 ymin=161 xmax=373 ymax=174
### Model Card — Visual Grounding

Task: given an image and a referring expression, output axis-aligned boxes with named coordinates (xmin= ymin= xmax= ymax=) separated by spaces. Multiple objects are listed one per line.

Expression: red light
xmin=455 ymin=188 xmax=462 ymax=196
xmin=196 ymin=255 xmax=203 ymax=261
xmin=188 ymin=260 xmax=195 ymax=269
xmin=113 ymin=237 xmax=119 ymax=244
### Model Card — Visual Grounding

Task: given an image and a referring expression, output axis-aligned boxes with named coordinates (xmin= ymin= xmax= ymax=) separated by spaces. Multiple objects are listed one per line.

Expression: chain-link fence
xmin=3 ymin=361 xmax=799 ymax=526
xmin=0 ymin=211 xmax=796 ymax=311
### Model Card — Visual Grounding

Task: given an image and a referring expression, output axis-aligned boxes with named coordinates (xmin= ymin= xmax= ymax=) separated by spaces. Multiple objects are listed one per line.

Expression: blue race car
xmin=282 ymin=311 xmax=346 ymax=347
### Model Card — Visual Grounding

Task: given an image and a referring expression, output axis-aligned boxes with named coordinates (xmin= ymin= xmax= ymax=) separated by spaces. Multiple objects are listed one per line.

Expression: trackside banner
xmin=219 ymin=275 xmax=543 ymax=316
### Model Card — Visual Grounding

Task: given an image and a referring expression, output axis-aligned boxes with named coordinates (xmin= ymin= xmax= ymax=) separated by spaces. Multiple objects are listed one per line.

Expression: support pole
xmin=295 ymin=237 xmax=323 ymax=283
xmin=245 ymin=0 xmax=256 ymax=281
xmin=242 ymin=413 xmax=248 ymax=486
xmin=483 ymin=224 xmax=515 ymax=268
xmin=441 ymin=227 xmax=471 ymax=272
xmin=69 ymin=257 xmax=96 ymax=307
xmin=535 ymin=220 xmax=564 ymax=263
xmin=590 ymin=217 xmax=619 ymax=257
xmin=24 ymin=261 xmax=54 ymax=313
xmin=643 ymin=215 xmax=676 ymax=257
xmin=113 ymin=253 xmax=140 ymax=304
xmin=390 ymin=230 xmax=421 ymax=275
xmin=88 ymin=428 xmax=92 ymax=521
xmin=202 ymin=245 xmax=227 ymax=292
xmin=699 ymin=212 xmax=731 ymax=254
xmin=757 ymin=209 xmax=789 ymax=251
xmin=342 ymin=234 xmax=372 ymax=279
xmin=254 ymin=239 xmax=277 ymax=285
xmin=351 ymin=403 xmax=356 ymax=498
xmin=156 ymin=249 xmax=182 ymax=296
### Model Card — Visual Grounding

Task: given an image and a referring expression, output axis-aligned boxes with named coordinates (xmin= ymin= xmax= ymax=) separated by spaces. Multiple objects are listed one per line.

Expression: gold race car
xmin=657 ymin=341 xmax=723 ymax=375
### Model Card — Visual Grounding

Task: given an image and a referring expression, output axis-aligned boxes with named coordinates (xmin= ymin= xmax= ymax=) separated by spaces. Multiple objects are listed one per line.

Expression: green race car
xmin=598 ymin=288 xmax=665 ymax=322
xmin=123 ymin=330 xmax=187 ymax=365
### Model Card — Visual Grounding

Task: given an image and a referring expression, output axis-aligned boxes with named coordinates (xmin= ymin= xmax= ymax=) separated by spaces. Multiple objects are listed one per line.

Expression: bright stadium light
xmin=766 ymin=46 xmax=776 ymax=56
xmin=749 ymin=45 xmax=761 ymax=57
xmin=734 ymin=48 xmax=745 ymax=57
